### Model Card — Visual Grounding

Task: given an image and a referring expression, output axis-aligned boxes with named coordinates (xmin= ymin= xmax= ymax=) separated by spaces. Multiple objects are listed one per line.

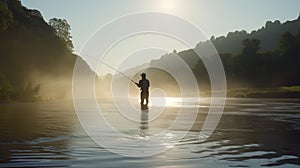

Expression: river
xmin=0 ymin=98 xmax=300 ymax=167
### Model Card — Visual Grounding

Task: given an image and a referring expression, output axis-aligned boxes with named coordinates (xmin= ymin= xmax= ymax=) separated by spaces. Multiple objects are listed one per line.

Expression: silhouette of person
xmin=135 ymin=73 xmax=150 ymax=106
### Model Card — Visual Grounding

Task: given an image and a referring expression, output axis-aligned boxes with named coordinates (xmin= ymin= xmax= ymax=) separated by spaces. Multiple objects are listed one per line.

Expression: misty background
xmin=1 ymin=0 xmax=300 ymax=103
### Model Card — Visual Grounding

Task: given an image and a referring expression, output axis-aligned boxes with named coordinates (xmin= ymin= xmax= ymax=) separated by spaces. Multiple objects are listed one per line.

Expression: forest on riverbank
xmin=0 ymin=0 xmax=76 ymax=103
xmin=1 ymin=0 xmax=300 ymax=103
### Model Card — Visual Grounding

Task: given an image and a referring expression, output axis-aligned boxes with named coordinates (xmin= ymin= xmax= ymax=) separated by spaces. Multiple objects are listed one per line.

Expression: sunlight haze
xmin=21 ymin=0 xmax=300 ymax=54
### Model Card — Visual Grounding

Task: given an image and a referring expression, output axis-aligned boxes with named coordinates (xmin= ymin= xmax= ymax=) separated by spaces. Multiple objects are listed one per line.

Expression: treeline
xmin=192 ymin=31 xmax=300 ymax=89
xmin=197 ymin=16 xmax=300 ymax=54
xmin=99 ymin=16 xmax=300 ymax=98
xmin=135 ymin=16 xmax=300 ymax=97
xmin=0 ymin=0 xmax=77 ymax=103
xmin=0 ymin=74 xmax=41 ymax=102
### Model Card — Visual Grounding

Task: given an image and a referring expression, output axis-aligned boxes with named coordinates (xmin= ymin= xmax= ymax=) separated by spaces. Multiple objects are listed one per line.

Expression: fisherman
xmin=135 ymin=73 xmax=150 ymax=106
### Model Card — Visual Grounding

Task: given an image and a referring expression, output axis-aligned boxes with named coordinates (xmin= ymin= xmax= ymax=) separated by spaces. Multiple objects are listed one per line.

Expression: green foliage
xmin=227 ymin=86 xmax=300 ymax=98
xmin=0 ymin=0 xmax=77 ymax=103
xmin=0 ymin=73 xmax=42 ymax=103
xmin=280 ymin=32 xmax=296 ymax=54
xmin=241 ymin=39 xmax=260 ymax=56
xmin=0 ymin=73 xmax=14 ymax=103
xmin=197 ymin=17 xmax=300 ymax=54
xmin=280 ymin=86 xmax=300 ymax=92
xmin=49 ymin=18 xmax=74 ymax=52
xmin=147 ymin=19 xmax=300 ymax=96
xmin=0 ymin=0 xmax=13 ymax=31
xmin=192 ymin=28 xmax=300 ymax=89
xmin=12 ymin=82 xmax=41 ymax=102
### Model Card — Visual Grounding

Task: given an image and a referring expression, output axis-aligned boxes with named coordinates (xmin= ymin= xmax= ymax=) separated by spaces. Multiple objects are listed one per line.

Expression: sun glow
xmin=149 ymin=97 xmax=183 ymax=107
xmin=159 ymin=0 xmax=179 ymax=13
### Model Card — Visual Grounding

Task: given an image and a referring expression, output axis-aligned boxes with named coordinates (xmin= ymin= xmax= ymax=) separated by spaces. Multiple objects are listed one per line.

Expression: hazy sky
xmin=21 ymin=0 xmax=300 ymax=55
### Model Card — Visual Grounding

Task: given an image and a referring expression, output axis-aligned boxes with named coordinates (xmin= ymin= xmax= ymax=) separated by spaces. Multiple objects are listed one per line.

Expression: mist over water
xmin=1 ymin=1 xmax=300 ymax=167
xmin=1 ymin=98 xmax=300 ymax=167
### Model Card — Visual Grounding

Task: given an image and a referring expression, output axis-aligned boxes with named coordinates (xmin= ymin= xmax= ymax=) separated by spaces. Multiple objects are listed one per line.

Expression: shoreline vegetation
xmin=199 ymin=86 xmax=300 ymax=98
xmin=1 ymin=0 xmax=300 ymax=103
xmin=0 ymin=74 xmax=41 ymax=103
xmin=2 ymin=85 xmax=300 ymax=104
xmin=226 ymin=86 xmax=300 ymax=98
xmin=0 ymin=0 xmax=75 ymax=103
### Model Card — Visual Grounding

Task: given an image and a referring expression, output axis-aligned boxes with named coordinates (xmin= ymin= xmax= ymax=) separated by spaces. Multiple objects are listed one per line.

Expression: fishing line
xmin=99 ymin=60 xmax=137 ymax=84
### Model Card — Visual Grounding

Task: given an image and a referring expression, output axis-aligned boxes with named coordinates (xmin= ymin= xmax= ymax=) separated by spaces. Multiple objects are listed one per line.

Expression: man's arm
xmin=135 ymin=81 xmax=141 ymax=87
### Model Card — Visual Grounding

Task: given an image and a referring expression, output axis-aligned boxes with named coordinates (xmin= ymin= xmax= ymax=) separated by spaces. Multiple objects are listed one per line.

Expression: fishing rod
xmin=100 ymin=61 xmax=137 ymax=84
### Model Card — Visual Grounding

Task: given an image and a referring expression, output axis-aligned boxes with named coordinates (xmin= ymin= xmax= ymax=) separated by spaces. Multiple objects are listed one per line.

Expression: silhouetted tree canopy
xmin=149 ymin=18 xmax=300 ymax=90
xmin=49 ymin=18 xmax=74 ymax=52
xmin=0 ymin=0 xmax=80 ymax=102
xmin=0 ymin=73 xmax=13 ymax=102
xmin=0 ymin=0 xmax=13 ymax=31
xmin=1 ymin=0 xmax=300 ymax=101
xmin=197 ymin=17 xmax=300 ymax=54
xmin=241 ymin=39 xmax=260 ymax=56
xmin=200 ymin=32 xmax=300 ymax=88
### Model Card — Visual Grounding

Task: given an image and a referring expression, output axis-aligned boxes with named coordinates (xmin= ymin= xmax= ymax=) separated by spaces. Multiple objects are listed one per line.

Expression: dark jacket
xmin=137 ymin=79 xmax=150 ymax=92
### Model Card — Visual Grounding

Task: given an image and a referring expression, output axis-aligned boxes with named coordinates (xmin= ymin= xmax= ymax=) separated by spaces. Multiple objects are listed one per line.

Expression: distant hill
xmin=197 ymin=15 xmax=300 ymax=54
xmin=141 ymin=16 xmax=300 ymax=82
xmin=2 ymin=0 xmax=298 ymax=101
xmin=115 ymin=15 xmax=300 ymax=96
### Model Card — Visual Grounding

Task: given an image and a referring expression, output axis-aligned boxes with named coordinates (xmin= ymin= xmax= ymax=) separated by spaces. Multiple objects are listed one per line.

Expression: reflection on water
xmin=139 ymin=108 xmax=149 ymax=130
xmin=138 ymin=108 xmax=151 ymax=138
xmin=0 ymin=98 xmax=300 ymax=167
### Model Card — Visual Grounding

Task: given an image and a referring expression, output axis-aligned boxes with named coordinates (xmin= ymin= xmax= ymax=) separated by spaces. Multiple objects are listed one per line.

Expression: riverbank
xmin=227 ymin=86 xmax=300 ymax=98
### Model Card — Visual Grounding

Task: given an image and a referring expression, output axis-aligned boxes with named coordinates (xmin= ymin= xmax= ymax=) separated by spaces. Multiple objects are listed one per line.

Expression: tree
xmin=49 ymin=18 xmax=74 ymax=52
xmin=12 ymin=82 xmax=41 ymax=102
xmin=0 ymin=73 xmax=14 ymax=103
xmin=0 ymin=1 xmax=13 ymax=32
xmin=241 ymin=39 xmax=261 ymax=57
xmin=280 ymin=32 xmax=297 ymax=54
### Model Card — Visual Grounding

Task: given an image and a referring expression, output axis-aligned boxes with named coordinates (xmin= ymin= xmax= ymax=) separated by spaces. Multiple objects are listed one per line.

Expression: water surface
xmin=0 ymin=98 xmax=300 ymax=167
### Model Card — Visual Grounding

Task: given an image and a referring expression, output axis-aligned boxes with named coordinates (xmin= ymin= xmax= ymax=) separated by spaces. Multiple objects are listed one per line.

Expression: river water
xmin=0 ymin=98 xmax=300 ymax=167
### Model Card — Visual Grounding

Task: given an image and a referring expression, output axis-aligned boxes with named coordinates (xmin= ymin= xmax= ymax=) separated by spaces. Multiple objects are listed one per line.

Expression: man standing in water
xmin=135 ymin=73 xmax=150 ymax=106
